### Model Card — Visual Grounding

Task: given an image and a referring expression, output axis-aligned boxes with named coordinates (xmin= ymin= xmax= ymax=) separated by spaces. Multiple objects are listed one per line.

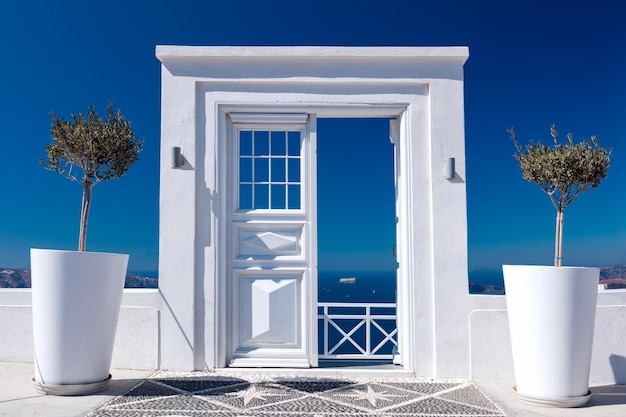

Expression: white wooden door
xmin=227 ymin=113 xmax=317 ymax=367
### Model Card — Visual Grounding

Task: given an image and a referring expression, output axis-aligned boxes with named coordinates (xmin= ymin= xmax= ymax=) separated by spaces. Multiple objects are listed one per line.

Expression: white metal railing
xmin=318 ymin=302 xmax=397 ymax=360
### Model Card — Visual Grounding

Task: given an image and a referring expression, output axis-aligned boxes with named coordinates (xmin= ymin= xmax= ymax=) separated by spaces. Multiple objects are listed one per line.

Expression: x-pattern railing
xmin=318 ymin=302 xmax=397 ymax=360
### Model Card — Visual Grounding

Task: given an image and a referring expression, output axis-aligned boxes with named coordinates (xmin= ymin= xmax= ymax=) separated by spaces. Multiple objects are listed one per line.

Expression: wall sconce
xmin=444 ymin=157 xmax=455 ymax=180
xmin=172 ymin=147 xmax=184 ymax=169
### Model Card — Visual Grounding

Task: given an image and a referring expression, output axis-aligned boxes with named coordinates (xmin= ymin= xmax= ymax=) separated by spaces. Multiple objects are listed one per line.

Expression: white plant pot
xmin=503 ymin=265 xmax=599 ymax=407
xmin=31 ymin=248 xmax=128 ymax=395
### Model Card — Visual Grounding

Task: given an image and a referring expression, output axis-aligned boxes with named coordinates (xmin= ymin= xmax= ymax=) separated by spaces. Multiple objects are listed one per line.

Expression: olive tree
xmin=40 ymin=102 xmax=143 ymax=252
xmin=508 ymin=125 xmax=611 ymax=267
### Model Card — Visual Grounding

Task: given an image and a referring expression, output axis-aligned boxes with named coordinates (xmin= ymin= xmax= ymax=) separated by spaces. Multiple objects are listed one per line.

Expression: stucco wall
xmin=468 ymin=291 xmax=626 ymax=384
xmin=0 ymin=289 xmax=159 ymax=370
xmin=3 ymin=288 xmax=626 ymax=383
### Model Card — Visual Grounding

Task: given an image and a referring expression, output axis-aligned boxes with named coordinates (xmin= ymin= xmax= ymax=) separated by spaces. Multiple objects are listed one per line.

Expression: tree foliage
xmin=508 ymin=125 xmax=611 ymax=266
xmin=43 ymin=102 xmax=142 ymax=185
xmin=40 ymin=102 xmax=143 ymax=251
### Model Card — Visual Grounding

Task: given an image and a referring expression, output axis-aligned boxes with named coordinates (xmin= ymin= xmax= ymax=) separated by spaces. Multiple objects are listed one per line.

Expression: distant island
xmin=468 ymin=282 xmax=506 ymax=295
xmin=0 ymin=268 xmax=157 ymax=289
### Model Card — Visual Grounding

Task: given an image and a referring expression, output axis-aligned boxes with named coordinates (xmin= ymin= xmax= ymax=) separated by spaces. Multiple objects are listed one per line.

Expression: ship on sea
xmin=338 ymin=277 xmax=357 ymax=284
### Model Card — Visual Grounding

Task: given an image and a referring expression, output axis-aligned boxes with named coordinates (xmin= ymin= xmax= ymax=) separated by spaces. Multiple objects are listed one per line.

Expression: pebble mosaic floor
xmin=87 ymin=371 xmax=507 ymax=417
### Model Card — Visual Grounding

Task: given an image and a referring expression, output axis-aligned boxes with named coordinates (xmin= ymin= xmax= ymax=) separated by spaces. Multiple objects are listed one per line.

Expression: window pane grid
xmin=239 ymin=128 xmax=302 ymax=210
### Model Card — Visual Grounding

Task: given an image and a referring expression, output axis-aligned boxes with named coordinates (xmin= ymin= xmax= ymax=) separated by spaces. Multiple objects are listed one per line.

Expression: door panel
xmin=235 ymin=224 xmax=304 ymax=260
xmin=227 ymin=113 xmax=317 ymax=368
xmin=238 ymin=272 xmax=301 ymax=346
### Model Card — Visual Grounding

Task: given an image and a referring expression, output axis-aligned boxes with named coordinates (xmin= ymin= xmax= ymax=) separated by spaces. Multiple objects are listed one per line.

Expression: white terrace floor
xmin=1 ymin=362 xmax=626 ymax=417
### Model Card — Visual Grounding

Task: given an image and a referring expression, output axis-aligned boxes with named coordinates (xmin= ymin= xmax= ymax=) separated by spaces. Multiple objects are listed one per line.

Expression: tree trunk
xmin=554 ymin=209 xmax=564 ymax=267
xmin=79 ymin=181 xmax=92 ymax=252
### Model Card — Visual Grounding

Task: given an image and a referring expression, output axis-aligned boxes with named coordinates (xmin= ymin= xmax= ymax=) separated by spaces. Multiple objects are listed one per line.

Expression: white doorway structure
xmin=157 ymin=46 xmax=471 ymax=378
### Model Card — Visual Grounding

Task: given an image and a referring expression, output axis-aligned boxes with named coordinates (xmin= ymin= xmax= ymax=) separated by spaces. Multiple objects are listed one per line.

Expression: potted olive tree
xmin=31 ymin=102 xmax=143 ymax=395
xmin=503 ymin=125 xmax=611 ymax=407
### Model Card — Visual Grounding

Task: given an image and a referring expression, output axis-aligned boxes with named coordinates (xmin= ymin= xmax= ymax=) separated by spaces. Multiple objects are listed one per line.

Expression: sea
xmin=127 ymin=270 xmax=500 ymax=297
xmin=318 ymin=271 xmax=396 ymax=303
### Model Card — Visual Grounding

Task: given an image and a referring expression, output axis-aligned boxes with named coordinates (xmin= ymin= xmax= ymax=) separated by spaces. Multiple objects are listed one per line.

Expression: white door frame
xmin=216 ymin=104 xmax=413 ymax=369
xmin=157 ymin=46 xmax=470 ymax=378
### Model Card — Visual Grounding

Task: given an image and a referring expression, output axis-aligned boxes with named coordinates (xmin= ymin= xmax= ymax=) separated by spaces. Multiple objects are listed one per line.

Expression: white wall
xmin=468 ymin=291 xmax=626 ymax=384
xmin=0 ymin=289 xmax=159 ymax=370
xmin=3 ymin=287 xmax=626 ymax=382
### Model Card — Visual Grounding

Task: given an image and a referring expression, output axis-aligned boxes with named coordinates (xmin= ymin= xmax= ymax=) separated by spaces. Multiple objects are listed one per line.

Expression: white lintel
xmin=156 ymin=45 xmax=469 ymax=63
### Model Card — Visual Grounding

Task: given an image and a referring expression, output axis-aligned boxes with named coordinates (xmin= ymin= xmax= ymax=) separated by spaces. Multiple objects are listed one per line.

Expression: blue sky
xmin=0 ymin=1 xmax=624 ymax=281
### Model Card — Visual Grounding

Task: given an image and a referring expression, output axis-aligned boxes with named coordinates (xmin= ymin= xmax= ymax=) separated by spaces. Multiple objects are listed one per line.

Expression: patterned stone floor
xmin=86 ymin=371 xmax=507 ymax=416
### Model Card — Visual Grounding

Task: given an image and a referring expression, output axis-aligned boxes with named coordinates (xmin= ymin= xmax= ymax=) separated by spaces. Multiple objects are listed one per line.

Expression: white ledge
xmin=156 ymin=45 xmax=469 ymax=62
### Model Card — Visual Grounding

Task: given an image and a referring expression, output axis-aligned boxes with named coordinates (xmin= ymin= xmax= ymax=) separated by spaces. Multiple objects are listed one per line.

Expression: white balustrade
xmin=318 ymin=302 xmax=397 ymax=360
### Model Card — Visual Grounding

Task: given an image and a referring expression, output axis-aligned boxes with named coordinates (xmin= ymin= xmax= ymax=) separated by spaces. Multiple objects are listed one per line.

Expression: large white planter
xmin=503 ymin=265 xmax=599 ymax=407
xmin=31 ymin=248 xmax=128 ymax=395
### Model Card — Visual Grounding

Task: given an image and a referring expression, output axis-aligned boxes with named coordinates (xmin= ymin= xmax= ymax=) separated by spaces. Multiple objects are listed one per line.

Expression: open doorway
xmin=317 ymin=118 xmax=398 ymax=366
